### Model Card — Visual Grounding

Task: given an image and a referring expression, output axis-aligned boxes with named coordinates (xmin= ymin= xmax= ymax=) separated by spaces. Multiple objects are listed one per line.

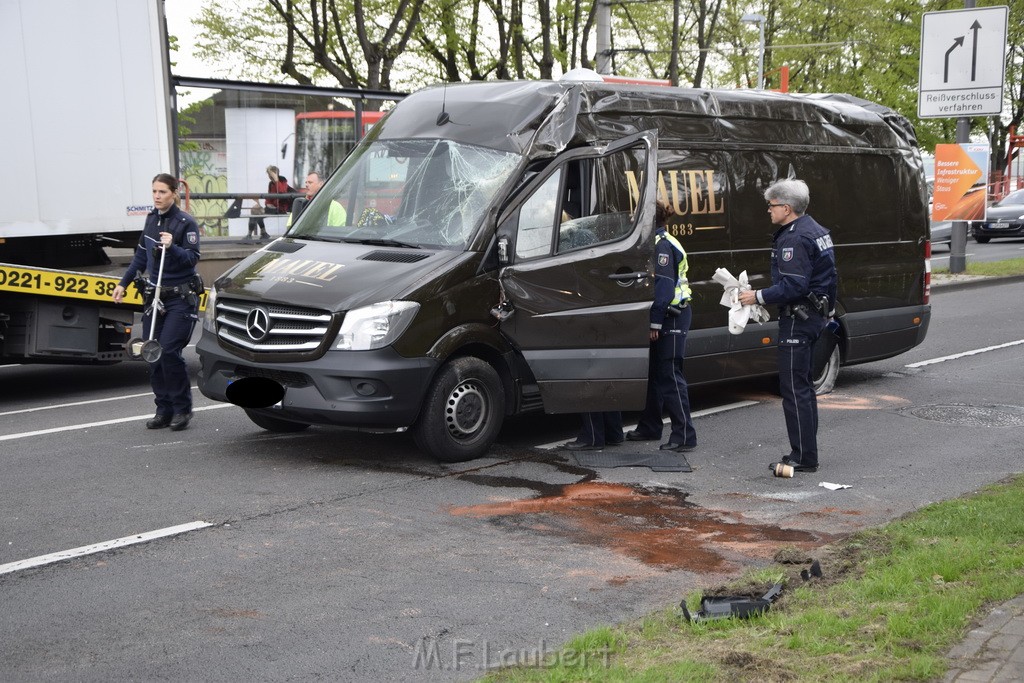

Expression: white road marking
xmin=905 ymin=338 xmax=1024 ymax=368
xmin=0 ymin=392 xmax=154 ymax=417
xmin=0 ymin=403 xmax=233 ymax=442
xmin=0 ymin=521 xmax=213 ymax=576
xmin=536 ymin=400 xmax=760 ymax=450
xmin=0 ymin=384 xmax=205 ymax=417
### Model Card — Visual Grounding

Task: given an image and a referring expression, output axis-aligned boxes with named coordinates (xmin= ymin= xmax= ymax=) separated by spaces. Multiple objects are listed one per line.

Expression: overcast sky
xmin=164 ymin=0 xmax=209 ymax=78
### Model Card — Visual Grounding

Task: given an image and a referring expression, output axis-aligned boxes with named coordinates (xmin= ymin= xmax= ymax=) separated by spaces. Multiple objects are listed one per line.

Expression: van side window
xmin=515 ymin=173 xmax=561 ymax=260
xmin=514 ymin=145 xmax=645 ymax=260
xmin=556 ymin=147 xmax=641 ymax=253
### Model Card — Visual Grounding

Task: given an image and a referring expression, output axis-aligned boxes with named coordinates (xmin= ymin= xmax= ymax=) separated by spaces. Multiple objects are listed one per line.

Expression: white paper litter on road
xmin=819 ymin=482 xmax=852 ymax=490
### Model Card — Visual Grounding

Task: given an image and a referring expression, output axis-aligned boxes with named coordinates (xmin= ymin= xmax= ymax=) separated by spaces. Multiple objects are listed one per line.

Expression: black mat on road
xmin=571 ymin=450 xmax=692 ymax=472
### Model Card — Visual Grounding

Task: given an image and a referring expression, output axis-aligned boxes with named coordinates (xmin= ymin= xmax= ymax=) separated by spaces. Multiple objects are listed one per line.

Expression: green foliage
xmin=181 ymin=0 xmax=1022 ymax=167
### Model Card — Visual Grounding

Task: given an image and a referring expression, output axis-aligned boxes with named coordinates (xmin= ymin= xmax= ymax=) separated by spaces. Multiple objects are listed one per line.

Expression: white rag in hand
xmin=712 ymin=267 xmax=770 ymax=335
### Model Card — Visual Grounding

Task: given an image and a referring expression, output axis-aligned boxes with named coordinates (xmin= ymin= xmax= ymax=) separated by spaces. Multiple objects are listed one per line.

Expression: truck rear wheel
xmin=244 ymin=409 xmax=311 ymax=433
xmin=414 ymin=357 xmax=505 ymax=463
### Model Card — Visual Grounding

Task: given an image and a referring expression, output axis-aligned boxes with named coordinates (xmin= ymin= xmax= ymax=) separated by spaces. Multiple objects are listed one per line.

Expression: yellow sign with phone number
xmin=0 ymin=263 xmax=207 ymax=311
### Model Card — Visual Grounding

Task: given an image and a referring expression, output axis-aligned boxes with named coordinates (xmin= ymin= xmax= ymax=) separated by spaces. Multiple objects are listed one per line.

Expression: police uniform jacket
xmin=650 ymin=227 xmax=691 ymax=330
xmin=119 ymin=204 xmax=201 ymax=289
xmin=756 ymin=214 xmax=837 ymax=312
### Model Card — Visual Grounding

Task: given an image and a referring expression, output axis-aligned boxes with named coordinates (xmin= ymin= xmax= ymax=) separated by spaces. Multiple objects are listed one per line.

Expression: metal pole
xmin=950 ymin=118 xmax=971 ymax=273
xmin=596 ymin=1 xmax=612 ymax=74
xmin=950 ymin=0 xmax=977 ymax=274
xmin=757 ymin=20 xmax=765 ymax=90
xmin=741 ymin=14 xmax=767 ymax=90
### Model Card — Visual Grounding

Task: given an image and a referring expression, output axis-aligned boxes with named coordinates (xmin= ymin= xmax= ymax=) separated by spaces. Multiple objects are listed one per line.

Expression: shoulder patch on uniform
xmin=187 ymin=232 xmax=198 ymax=244
xmin=658 ymin=253 xmax=669 ymax=267
xmin=782 ymin=247 xmax=793 ymax=261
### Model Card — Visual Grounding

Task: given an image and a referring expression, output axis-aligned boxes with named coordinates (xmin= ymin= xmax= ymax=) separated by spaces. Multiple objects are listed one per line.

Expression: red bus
xmin=293 ymin=110 xmax=386 ymax=184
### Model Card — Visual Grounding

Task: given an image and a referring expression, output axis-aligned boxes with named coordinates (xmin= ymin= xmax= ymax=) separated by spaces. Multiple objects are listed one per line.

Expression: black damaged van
xmin=197 ymin=73 xmax=931 ymax=461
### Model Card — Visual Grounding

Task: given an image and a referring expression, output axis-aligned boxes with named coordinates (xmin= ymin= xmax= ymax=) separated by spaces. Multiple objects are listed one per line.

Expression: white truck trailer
xmin=0 ymin=0 xmax=173 ymax=363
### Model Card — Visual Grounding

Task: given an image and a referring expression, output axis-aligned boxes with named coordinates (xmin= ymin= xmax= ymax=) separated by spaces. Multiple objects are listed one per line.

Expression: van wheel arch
xmin=414 ymin=355 xmax=507 ymax=462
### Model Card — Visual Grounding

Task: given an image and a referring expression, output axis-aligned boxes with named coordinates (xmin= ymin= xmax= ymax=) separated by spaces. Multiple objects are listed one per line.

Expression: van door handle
xmin=608 ymin=271 xmax=651 ymax=282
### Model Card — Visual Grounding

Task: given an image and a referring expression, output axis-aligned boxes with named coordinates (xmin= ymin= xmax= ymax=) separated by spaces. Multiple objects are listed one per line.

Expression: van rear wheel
xmin=244 ymin=409 xmax=310 ymax=432
xmin=414 ymin=357 xmax=505 ymax=463
xmin=813 ymin=345 xmax=840 ymax=395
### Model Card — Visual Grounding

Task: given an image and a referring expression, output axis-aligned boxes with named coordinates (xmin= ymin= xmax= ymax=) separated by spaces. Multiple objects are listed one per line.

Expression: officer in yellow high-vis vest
xmin=625 ymin=200 xmax=697 ymax=454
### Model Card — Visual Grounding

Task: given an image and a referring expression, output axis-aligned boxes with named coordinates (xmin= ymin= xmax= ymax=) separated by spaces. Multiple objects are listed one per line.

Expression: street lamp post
xmin=741 ymin=13 xmax=766 ymax=90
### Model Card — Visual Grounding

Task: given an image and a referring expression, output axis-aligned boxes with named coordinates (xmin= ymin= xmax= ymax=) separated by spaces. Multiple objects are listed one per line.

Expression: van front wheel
xmin=415 ymin=357 xmax=505 ymax=462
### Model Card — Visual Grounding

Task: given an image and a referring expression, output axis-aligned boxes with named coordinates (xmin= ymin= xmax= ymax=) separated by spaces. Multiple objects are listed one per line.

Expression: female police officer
xmin=112 ymin=174 xmax=202 ymax=431
xmin=625 ymin=200 xmax=697 ymax=453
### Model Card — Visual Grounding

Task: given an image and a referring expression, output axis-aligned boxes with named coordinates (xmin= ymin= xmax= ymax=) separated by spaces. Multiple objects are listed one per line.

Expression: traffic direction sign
xmin=918 ymin=6 xmax=1008 ymax=118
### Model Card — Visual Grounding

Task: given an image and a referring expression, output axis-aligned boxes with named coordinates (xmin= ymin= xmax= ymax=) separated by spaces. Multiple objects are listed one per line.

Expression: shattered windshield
xmin=287 ymin=139 xmax=521 ymax=250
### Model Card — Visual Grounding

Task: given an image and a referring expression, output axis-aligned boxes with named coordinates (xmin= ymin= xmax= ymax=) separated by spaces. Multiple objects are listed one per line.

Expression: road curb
xmin=932 ymin=274 xmax=1024 ymax=293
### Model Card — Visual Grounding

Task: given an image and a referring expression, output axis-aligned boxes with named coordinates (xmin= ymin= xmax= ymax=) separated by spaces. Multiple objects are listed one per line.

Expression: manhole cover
xmin=905 ymin=404 xmax=1024 ymax=427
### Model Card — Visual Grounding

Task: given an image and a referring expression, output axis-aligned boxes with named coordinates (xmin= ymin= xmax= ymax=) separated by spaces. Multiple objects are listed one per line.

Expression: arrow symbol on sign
xmin=970 ymin=20 xmax=981 ymax=81
xmin=944 ymin=36 xmax=964 ymax=83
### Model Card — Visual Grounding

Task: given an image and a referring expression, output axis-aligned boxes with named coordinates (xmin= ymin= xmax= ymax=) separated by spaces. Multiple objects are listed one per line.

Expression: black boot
xmin=146 ymin=414 xmax=172 ymax=429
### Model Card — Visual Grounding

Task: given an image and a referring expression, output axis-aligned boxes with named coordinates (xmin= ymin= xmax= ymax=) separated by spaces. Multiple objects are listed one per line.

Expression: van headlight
xmin=201 ymin=286 xmax=218 ymax=333
xmin=334 ymin=301 xmax=419 ymax=351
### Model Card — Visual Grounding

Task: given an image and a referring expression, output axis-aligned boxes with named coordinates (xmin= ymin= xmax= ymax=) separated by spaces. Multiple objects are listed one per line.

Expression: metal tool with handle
xmin=126 ymin=238 xmax=167 ymax=363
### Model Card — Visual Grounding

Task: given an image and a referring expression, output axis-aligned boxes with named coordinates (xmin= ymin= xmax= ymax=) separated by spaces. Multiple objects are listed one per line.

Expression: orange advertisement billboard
xmin=932 ymin=143 xmax=988 ymax=221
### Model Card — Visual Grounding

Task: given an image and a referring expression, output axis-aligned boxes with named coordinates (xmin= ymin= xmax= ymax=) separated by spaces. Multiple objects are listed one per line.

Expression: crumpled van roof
xmin=376 ymin=80 xmax=920 ymax=161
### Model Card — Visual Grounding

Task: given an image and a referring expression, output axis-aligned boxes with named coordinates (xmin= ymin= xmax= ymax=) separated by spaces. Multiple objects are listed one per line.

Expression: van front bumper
xmin=197 ymin=334 xmax=438 ymax=429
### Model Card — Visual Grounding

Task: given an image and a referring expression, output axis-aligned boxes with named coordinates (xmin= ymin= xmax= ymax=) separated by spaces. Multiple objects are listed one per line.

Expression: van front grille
xmin=216 ymin=298 xmax=334 ymax=353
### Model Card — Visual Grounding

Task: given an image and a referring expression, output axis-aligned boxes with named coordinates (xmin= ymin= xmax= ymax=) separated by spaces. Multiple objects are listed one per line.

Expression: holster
xmin=781 ymin=304 xmax=812 ymax=320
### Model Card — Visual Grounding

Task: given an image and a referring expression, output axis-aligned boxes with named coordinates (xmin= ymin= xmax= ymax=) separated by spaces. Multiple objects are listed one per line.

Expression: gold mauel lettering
xmin=307 ymin=263 xmax=344 ymax=281
xmin=256 ymin=257 xmax=289 ymax=275
xmin=281 ymin=259 xmax=316 ymax=275
xmin=256 ymin=257 xmax=344 ymax=281
xmin=625 ymin=170 xmax=642 ymax=213
xmin=704 ymin=170 xmax=724 ymax=214
xmin=626 ymin=168 xmax=725 ymax=216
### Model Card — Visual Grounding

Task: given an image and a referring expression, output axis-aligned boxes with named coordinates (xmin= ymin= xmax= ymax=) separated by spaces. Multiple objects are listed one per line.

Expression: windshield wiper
xmin=339 ymin=237 xmax=421 ymax=249
xmin=293 ymin=234 xmax=344 ymax=243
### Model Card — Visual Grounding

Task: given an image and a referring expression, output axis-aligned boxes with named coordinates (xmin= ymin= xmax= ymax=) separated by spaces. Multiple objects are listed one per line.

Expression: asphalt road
xmin=929 ymin=235 xmax=1024 ymax=264
xmin=1 ymin=279 xmax=1022 ymax=681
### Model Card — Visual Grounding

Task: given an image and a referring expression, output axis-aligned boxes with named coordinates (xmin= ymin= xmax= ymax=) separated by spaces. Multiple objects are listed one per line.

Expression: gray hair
xmin=765 ymin=179 xmax=810 ymax=215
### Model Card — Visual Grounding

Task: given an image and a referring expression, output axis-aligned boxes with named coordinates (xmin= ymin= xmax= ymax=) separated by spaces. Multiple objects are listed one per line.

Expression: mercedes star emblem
xmin=245 ymin=307 xmax=271 ymax=341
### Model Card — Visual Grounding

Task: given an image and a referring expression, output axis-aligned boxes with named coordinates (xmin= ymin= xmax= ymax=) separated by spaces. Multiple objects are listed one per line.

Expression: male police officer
xmin=739 ymin=179 xmax=837 ymax=473
xmin=625 ymin=200 xmax=697 ymax=453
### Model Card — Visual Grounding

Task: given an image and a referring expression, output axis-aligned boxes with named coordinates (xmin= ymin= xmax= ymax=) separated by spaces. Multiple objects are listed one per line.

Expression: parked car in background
xmin=930 ymin=217 xmax=952 ymax=248
xmin=972 ymin=189 xmax=1024 ymax=243
xmin=926 ymin=177 xmax=951 ymax=249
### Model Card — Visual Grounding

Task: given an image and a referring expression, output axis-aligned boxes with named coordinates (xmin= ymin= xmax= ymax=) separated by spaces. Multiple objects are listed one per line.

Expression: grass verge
xmin=934 ymin=256 xmax=1024 ymax=277
xmin=484 ymin=475 xmax=1024 ymax=682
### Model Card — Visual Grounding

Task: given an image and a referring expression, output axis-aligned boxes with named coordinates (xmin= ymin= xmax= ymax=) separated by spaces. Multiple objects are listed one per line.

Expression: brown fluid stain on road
xmin=450 ymin=481 xmax=827 ymax=573
xmin=818 ymin=393 xmax=910 ymax=411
